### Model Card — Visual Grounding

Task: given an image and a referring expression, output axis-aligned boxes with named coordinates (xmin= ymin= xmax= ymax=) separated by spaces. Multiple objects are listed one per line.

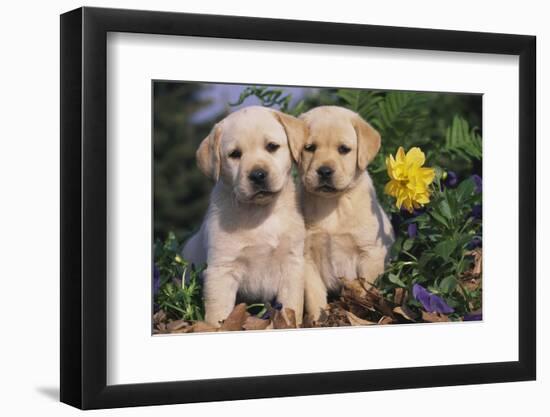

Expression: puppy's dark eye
xmin=338 ymin=145 xmax=351 ymax=155
xmin=229 ymin=149 xmax=242 ymax=159
xmin=266 ymin=142 xmax=280 ymax=153
xmin=304 ymin=143 xmax=317 ymax=152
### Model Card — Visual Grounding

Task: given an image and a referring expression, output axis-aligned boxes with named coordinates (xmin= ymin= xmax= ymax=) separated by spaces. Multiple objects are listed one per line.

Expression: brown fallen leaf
xmin=393 ymin=305 xmax=417 ymax=322
xmin=189 ymin=321 xmax=219 ymax=333
xmin=378 ymin=298 xmax=396 ymax=318
xmin=470 ymin=248 xmax=482 ymax=276
xmin=378 ymin=316 xmax=394 ymax=325
xmin=284 ymin=308 xmax=297 ymax=328
xmin=346 ymin=311 xmax=376 ymax=326
xmin=153 ymin=310 xmax=167 ymax=325
xmin=166 ymin=319 xmax=188 ymax=332
xmin=272 ymin=310 xmax=289 ymax=329
xmin=340 ymin=277 xmax=369 ymax=299
xmin=242 ymin=316 xmax=271 ymax=330
xmin=171 ymin=328 xmax=193 ymax=334
xmin=271 ymin=308 xmax=296 ymax=329
xmin=317 ymin=304 xmax=352 ymax=327
xmin=421 ymin=311 xmax=449 ymax=322
xmin=394 ymin=288 xmax=406 ymax=305
xmin=220 ymin=303 xmax=250 ymax=331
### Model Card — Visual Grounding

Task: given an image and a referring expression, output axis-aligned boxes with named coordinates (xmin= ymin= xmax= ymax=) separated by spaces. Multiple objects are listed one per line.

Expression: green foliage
xmin=153 ymin=82 xmax=221 ymax=240
xmin=377 ymin=176 xmax=482 ymax=318
xmin=444 ymin=115 xmax=482 ymax=161
xmin=230 ymin=86 xmax=293 ymax=113
xmin=154 ymin=232 xmax=205 ymax=321
xmin=337 ymin=89 xmax=383 ymax=121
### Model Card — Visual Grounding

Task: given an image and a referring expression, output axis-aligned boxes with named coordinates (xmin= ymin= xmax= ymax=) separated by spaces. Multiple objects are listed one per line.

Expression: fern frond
xmin=444 ymin=115 xmax=482 ymax=160
xmin=376 ymin=92 xmax=428 ymax=138
xmin=337 ymin=89 xmax=382 ymax=122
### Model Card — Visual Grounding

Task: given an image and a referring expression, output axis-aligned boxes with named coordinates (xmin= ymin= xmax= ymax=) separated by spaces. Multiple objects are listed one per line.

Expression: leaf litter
xmin=154 ymin=269 xmax=482 ymax=334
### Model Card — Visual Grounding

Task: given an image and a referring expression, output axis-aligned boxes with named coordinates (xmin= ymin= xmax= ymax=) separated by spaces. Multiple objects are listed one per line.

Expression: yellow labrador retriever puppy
xmin=183 ymin=106 xmax=306 ymax=326
xmin=297 ymin=106 xmax=394 ymax=320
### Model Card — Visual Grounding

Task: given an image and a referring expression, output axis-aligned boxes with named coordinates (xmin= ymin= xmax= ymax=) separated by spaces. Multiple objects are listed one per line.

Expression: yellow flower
xmin=384 ymin=147 xmax=435 ymax=212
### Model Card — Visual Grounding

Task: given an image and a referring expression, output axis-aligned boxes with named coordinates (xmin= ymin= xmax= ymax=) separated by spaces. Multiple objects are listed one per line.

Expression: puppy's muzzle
xmin=249 ymin=168 xmax=269 ymax=187
xmin=315 ymin=165 xmax=338 ymax=193
xmin=316 ymin=166 xmax=334 ymax=180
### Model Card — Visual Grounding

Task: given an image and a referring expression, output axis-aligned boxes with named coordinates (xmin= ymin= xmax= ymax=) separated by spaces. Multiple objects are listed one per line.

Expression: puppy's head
xmin=297 ymin=106 xmax=380 ymax=197
xmin=197 ymin=106 xmax=306 ymax=204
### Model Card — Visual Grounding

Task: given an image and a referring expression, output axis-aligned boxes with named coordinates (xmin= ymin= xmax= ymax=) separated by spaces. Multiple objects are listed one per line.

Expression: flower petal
xmin=405 ymin=147 xmax=426 ymax=168
xmin=412 ymin=284 xmax=432 ymax=311
xmin=429 ymin=294 xmax=455 ymax=314
xmin=395 ymin=146 xmax=406 ymax=163
xmin=464 ymin=312 xmax=482 ymax=321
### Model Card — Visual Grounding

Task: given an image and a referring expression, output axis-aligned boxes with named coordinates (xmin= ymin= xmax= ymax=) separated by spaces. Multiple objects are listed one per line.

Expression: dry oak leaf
xmin=153 ymin=310 xmax=167 ymax=325
xmin=393 ymin=288 xmax=406 ymax=305
xmin=393 ymin=306 xmax=418 ymax=322
xmin=242 ymin=316 xmax=271 ymax=331
xmin=166 ymin=319 xmax=189 ymax=332
xmin=189 ymin=321 xmax=219 ymax=333
xmin=346 ymin=311 xmax=376 ymax=326
xmin=378 ymin=316 xmax=394 ymax=325
xmin=272 ymin=308 xmax=297 ymax=329
xmin=421 ymin=311 xmax=450 ymax=323
xmin=220 ymin=303 xmax=250 ymax=331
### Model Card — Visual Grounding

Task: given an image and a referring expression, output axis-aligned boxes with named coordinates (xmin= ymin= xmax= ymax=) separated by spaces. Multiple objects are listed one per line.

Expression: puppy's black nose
xmin=317 ymin=166 xmax=334 ymax=179
xmin=249 ymin=168 xmax=268 ymax=185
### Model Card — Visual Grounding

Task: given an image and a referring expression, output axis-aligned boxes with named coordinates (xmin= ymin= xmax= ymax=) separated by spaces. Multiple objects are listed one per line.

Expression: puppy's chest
xmin=234 ymin=220 xmax=302 ymax=298
xmin=306 ymin=228 xmax=367 ymax=287
xmin=220 ymin=214 xmax=303 ymax=268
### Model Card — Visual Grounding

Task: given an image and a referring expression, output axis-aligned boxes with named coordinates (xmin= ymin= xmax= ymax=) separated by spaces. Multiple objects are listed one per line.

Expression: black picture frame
xmin=60 ymin=6 xmax=536 ymax=410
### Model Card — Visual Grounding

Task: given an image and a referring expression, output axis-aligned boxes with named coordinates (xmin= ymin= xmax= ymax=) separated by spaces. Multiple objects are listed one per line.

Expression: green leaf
xmin=417 ymin=253 xmax=431 ymax=270
xmin=337 ymin=89 xmax=382 ymax=121
xmin=229 ymin=86 xmax=294 ymax=113
xmin=439 ymin=199 xmax=453 ymax=220
xmin=439 ymin=276 xmax=458 ymax=293
xmin=390 ymin=236 xmax=404 ymax=259
xmin=430 ymin=210 xmax=449 ymax=228
xmin=388 ymin=273 xmax=407 ymax=288
xmin=444 ymin=115 xmax=482 ymax=161
xmin=455 ymin=177 xmax=476 ymax=203
xmin=433 ymin=240 xmax=457 ymax=260
xmin=403 ymin=238 xmax=414 ymax=251
xmin=375 ymin=92 xmax=429 ymax=139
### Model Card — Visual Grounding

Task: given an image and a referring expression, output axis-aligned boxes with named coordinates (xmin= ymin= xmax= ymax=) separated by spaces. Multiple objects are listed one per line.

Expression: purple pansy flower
xmin=429 ymin=295 xmax=455 ymax=314
xmin=467 ymin=236 xmax=482 ymax=250
xmin=471 ymin=204 xmax=482 ymax=220
xmin=463 ymin=312 xmax=482 ymax=321
xmin=412 ymin=283 xmax=454 ymax=314
xmin=471 ymin=174 xmax=482 ymax=194
xmin=407 ymin=223 xmax=418 ymax=239
xmin=153 ymin=264 xmax=160 ymax=295
xmin=444 ymin=171 xmax=458 ymax=188
xmin=412 ymin=284 xmax=432 ymax=310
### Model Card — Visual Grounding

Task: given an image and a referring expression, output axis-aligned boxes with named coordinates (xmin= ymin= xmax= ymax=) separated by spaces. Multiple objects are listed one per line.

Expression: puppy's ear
xmin=273 ymin=111 xmax=307 ymax=163
xmin=196 ymin=124 xmax=222 ymax=181
xmin=353 ymin=114 xmax=381 ymax=171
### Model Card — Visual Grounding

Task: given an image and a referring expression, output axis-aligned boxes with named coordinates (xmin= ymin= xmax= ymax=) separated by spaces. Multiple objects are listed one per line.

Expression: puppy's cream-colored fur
xmin=183 ymin=106 xmax=306 ymax=326
xmin=297 ymin=106 xmax=394 ymax=320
